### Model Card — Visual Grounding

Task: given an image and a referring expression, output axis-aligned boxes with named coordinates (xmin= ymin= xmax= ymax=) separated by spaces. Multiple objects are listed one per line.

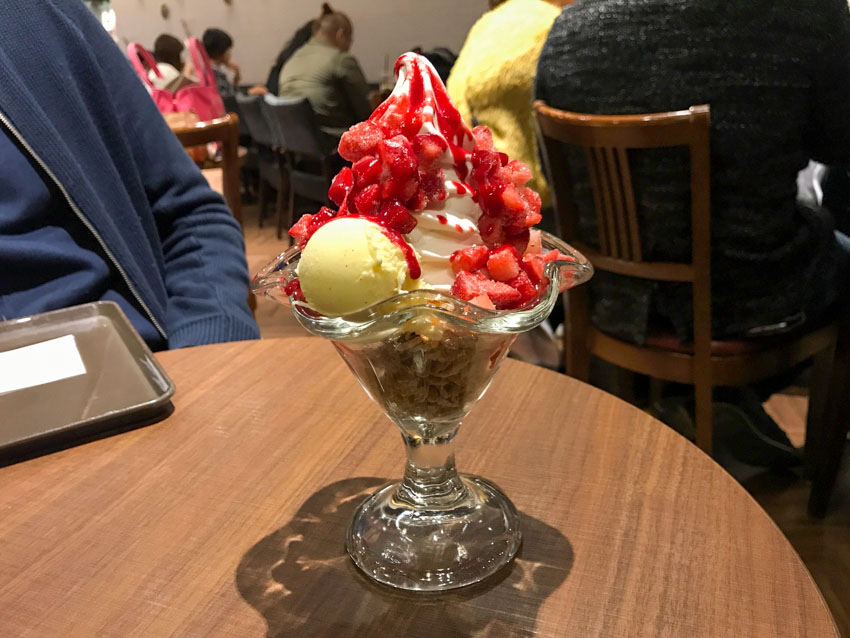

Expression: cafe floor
xmin=242 ymin=203 xmax=850 ymax=637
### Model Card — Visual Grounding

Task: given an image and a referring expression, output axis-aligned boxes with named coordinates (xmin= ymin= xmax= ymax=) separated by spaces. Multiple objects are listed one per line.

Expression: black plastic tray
xmin=0 ymin=301 xmax=175 ymax=464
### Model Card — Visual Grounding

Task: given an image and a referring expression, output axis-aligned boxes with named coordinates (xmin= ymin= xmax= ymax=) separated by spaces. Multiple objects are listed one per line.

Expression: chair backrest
xmin=262 ymin=95 xmax=328 ymax=159
xmin=534 ymin=101 xmax=711 ymax=346
xmin=172 ymin=113 xmax=242 ymax=224
xmin=235 ymin=94 xmax=276 ymax=148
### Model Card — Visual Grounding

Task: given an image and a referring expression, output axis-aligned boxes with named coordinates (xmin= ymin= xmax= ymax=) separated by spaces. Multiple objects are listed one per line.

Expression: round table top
xmin=0 ymin=338 xmax=837 ymax=637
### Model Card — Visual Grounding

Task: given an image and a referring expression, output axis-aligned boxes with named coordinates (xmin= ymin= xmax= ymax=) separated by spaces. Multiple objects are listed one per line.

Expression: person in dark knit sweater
xmin=536 ymin=0 xmax=850 ymax=345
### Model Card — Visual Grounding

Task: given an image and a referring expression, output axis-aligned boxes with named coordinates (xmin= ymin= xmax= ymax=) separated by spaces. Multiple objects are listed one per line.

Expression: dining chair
xmin=262 ymin=95 xmax=338 ymax=239
xmin=171 ymin=113 xmax=242 ymax=224
xmin=236 ymin=94 xmax=288 ymax=229
xmin=171 ymin=113 xmax=255 ymax=313
xmin=533 ymin=101 xmax=842 ymax=467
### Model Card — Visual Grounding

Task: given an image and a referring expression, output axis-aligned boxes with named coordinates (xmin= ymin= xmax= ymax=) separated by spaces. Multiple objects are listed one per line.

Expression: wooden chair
xmin=172 ymin=114 xmax=242 ymax=224
xmin=172 ymin=113 xmax=255 ymax=313
xmin=533 ymin=101 xmax=840 ymax=461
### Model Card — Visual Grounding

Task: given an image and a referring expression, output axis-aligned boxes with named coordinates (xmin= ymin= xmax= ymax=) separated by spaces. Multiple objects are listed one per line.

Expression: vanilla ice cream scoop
xmin=297 ymin=217 xmax=419 ymax=316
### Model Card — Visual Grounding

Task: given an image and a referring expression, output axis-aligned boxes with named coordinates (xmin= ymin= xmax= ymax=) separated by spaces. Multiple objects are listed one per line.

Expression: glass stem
xmin=397 ymin=428 xmax=468 ymax=508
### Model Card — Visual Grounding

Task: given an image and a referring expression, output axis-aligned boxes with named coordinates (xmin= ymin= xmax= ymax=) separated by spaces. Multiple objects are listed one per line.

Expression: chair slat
xmin=617 ymin=148 xmax=642 ymax=261
xmin=592 ymin=147 xmax=620 ymax=258
xmin=604 ymin=146 xmax=632 ymax=260
xmin=584 ymin=147 xmax=610 ymax=255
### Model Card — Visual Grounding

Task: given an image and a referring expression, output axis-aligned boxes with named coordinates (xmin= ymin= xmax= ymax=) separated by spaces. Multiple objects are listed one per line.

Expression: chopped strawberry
xmin=407 ymin=187 xmax=427 ymax=211
xmin=450 ymin=270 xmax=521 ymax=308
xmin=508 ymin=228 xmax=530 ymax=256
xmin=542 ymin=249 xmax=576 ymax=263
xmin=471 ymin=125 xmax=495 ymax=152
xmin=522 ymin=186 xmax=542 ymax=215
xmin=521 ymin=254 xmax=545 ymax=283
xmin=328 ymin=167 xmax=354 ymax=206
xmin=477 ymin=180 xmax=507 ymax=218
xmin=378 ymin=135 xmax=418 ymax=181
xmin=353 ymin=183 xmax=381 ymax=216
xmin=500 ymin=160 xmax=532 ymax=186
xmin=507 ymin=270 xmax=538 ymax=304
xmin=501 ymin=185 xmax=526 ymax=213
xmin=412 ymin=134 xmax=448 ymax=166
xmin=479 ymin=278 xmax=522 ymax=308
xmin=451 ymin=270 xmax=487 ymax=300
xmin=382 ymin=175 xmax=419 ymax=202
xmin=338 ymin=121 xmax=384 ymax=162
xmin=478 ymin=214 xmax=507 ymax=248
xmin=486 ymin=245 xmax=521 ymax=282
xmin=469 ymin=293 xmax=496 ymax=310
xmin=418 ymin=169 xmax=447 ymax=203
xmin=352 ymin=156 xmax=382 ymax=188
xmin=450 ymin=245 xmax=489 ymax=274
xmin=378 ymin=201 xmax=417 ymax=234
xmin=471 ymin=149 xmax=501 ymax=182
xmin=288 ymin=206 xmax=336 ymax=247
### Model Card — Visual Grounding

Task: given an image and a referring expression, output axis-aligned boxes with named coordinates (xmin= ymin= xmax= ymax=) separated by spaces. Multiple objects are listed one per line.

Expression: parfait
xmin=252 ymin=52 xmax=592 ymax=591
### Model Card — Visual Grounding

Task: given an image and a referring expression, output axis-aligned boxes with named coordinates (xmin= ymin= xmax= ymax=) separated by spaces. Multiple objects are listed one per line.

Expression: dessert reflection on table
xmin=236 ymin=477 xmax=573 ymax=637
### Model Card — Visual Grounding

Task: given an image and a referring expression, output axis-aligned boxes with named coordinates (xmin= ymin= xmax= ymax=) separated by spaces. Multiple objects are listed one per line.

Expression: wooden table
xmin=0 ymin=338 xmax=837 ymax=637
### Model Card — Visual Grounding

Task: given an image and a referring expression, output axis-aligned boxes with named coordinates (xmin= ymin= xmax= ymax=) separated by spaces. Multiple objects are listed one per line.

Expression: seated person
xmin=536 ymin=0 xmax=850 ymax=346
xmin=448 ymin=0 xmax=574 ymax=210
xmin=202 ymin=28 xmax=241 ymax=101
xmin=536 ymin=0 xmax=850 ymax=464
xmin=150 ymin=33 xmax=196 ymax=92
xmin=265 ymin=3 xmax=334 ymax=96
xmin=277 ymin=11 xmax=371 ymax=134
xmin=0 ymin=1 xmax=259 ymax=351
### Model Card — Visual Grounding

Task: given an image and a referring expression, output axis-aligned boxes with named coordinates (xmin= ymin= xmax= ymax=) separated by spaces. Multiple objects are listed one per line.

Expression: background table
xmin=0 ymin=338 xmax=838 ymax=637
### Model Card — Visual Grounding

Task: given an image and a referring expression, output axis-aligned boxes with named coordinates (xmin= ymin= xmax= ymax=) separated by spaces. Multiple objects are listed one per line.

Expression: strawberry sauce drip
xmin=373 ymin=53 xmax=473 ymax=187
xmin=451 ymin=180 xmax=470 ymax=195
xmin=378 ymin=225 xmax=421 ymax=280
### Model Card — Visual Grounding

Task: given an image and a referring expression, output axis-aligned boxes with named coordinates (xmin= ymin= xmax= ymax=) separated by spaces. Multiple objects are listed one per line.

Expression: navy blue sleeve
xmin=60 ymin=3 xmax=260 ymax=348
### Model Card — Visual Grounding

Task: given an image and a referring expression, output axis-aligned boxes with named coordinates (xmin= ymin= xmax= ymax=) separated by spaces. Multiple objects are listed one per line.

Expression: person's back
xmin=536 ymin=0 xmax=850 ymax=343
xmin=448 ymin=0 xmax=563 ymax=208
xmin=277 ymin=12 xmax=371 ymax=132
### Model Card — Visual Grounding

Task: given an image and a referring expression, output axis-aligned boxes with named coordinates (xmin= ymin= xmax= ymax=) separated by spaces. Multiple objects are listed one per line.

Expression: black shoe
xmin=651 ymin=392 xmax=802 ymax=468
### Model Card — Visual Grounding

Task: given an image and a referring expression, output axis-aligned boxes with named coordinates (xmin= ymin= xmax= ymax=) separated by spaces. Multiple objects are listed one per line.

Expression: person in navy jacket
xmin=0 ymin=0 xmax=259 ymax=351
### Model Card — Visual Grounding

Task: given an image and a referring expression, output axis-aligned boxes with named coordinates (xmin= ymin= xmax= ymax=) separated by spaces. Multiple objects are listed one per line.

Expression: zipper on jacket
xmin=0 ymin=111 xmax=168 ymax=341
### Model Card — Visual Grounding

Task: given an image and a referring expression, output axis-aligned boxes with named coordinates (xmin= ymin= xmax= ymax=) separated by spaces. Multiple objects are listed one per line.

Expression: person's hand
xmin=226 ymin=60 xmax=241 ymax=85
xmin=247 ymin=85 xmax=268 ymax=96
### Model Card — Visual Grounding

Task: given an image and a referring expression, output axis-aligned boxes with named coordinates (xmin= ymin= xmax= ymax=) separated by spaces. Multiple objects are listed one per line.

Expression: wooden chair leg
xmin=694 ymin=379 xmax=713 ymax=455
xmin=808 ymin=312 xmax=850 ymax=517
xmin=804 ymin=346 xmax=835 ymax=480
xmin=564 ymin=288 xmax=590 ymax=381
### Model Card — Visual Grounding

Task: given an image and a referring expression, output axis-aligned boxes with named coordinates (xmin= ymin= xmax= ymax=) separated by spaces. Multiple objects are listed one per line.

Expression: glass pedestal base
xmin=346 ymin=474 xmax=522 ymax=591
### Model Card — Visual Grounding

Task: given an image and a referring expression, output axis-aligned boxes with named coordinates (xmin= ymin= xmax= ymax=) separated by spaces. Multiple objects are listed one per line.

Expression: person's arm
xmin=78 ymin=11 xmax=258 ymax=347
xmin=807 ymin=0 xmax=850 ymax=163
xmin=338 ymin=54 xmax=373 ymax=122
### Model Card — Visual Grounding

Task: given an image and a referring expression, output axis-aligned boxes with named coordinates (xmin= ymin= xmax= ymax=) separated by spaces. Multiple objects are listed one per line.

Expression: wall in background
xmin=111 ymin=0 xmax=488 ymax=84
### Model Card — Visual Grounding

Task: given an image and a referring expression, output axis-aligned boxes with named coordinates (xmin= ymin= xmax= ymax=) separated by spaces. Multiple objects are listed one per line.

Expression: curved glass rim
xmin=251 ymin=231 xmax=593 ymax=339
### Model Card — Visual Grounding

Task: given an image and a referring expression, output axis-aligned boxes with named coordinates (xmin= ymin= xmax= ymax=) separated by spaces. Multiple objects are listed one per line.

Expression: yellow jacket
xmin=447 ymin=0 xmax=559 ymax=207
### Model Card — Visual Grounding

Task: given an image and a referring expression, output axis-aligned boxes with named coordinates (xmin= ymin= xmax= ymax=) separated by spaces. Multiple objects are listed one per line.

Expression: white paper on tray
xmin=0 ymin=335 xmax=87 ymax=395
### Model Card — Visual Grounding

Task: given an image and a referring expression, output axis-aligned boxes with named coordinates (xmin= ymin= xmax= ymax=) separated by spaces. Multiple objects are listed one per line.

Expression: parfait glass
xmin=252 ymin=233 xmax=592 ymax=591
